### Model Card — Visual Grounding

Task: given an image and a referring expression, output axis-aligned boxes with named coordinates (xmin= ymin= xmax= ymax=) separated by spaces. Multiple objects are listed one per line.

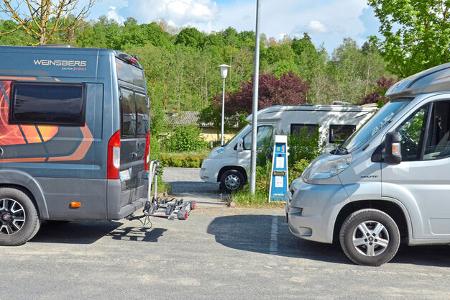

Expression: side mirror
xmin=236 ymin=139 xmax=244 ymax=152
xmin=384 ymin=132 xmax=402 ymax=164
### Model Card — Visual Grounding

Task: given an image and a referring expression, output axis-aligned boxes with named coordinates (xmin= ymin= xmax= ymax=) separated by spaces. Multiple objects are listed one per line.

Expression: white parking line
xmin=270 ymin=215 xmax=278 ymax=254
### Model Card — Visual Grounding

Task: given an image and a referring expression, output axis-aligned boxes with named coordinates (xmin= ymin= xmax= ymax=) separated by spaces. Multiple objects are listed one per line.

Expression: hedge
xmin=160 ymin=152 xmax=208 ymax=168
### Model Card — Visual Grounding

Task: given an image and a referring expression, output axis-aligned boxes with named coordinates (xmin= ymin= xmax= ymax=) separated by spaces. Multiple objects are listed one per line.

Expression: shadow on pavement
xmin=31 ymin=221 xmax=168 ymax=244
xmin=108 ymin=227 xmax=167 ymax=242
xmin=207 ymin=214 xmax=450 ymax=267
xmin=207 ymin=214 xmax=348 ymax=264
xmin=393 ymin=245 xmax=450 ymax=267
xmin=31 ymin=221 xmax=123 ymax=244
xmin=169 ymin=181 xmax=219 ymax=194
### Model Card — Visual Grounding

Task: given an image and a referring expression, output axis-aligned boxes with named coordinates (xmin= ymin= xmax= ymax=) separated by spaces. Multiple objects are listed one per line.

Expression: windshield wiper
xmin=331 ymin=145 xmax=348 ymax=155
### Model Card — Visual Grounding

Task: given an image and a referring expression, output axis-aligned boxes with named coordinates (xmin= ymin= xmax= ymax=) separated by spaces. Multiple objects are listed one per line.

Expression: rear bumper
xmin=113 ymin=197 xmax=147 ymax=220
xmin=107 ymin=179 xmax=148 ymax=220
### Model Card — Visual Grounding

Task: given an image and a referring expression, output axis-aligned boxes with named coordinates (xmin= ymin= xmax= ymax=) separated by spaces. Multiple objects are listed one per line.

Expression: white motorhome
xmin=200 ymin=104 xmax=378 ymax=192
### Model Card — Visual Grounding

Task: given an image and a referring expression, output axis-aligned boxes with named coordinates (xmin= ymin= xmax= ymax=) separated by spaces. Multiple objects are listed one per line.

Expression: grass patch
xmin=156 ymin=175 xmax=169 ymax=194
xmin=231 ymin=188 xmax=285 ymax=208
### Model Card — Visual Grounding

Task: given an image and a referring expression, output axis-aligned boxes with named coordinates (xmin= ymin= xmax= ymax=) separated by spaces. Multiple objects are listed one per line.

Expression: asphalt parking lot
xmin=1 ymin=168 xmax=450 ymax=299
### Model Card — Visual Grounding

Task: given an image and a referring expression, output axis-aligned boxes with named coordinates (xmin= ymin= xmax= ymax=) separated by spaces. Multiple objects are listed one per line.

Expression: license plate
xmin=120 ymin=169 xmax=131 ymax=181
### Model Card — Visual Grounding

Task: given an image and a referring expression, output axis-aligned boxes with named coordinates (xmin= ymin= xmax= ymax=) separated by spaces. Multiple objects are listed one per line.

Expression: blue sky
xmin=89 ymin=0 xmax=380 ymax=53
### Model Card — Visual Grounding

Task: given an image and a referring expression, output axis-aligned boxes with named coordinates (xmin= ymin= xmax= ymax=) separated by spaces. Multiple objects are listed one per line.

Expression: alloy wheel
xmin=0 ymin=198 xmax=26 ymax=235
xmin=224 ymin=174 xmax=241 ymax=191
xmin=352 ymin=220 xmax=390 ymax=257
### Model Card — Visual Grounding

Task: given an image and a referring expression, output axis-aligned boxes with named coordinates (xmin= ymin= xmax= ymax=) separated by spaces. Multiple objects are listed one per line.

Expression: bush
xmin=160 ymin=152 xmax=208 ymax=168
xmin=150 ymin=134 xmax=161 ymax=160
xmin=361 ymin=76 xmax=397 ymax=107
xmin=288 ymin=129 xmax=321 ymax=163
xmin=164 ymin=125 xmax=207 ymax=152
xmin=289 ymin=159 xmax=311 ymax=181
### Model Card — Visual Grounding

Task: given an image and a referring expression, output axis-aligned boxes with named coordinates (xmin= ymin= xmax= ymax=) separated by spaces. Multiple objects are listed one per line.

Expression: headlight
xmin=290 ymin=177 xmax=303 ymax=193
xmin=302 ymin=154 xmax=352 ymax=183
xmin=208 ymin=147 xmax=225 ymax=159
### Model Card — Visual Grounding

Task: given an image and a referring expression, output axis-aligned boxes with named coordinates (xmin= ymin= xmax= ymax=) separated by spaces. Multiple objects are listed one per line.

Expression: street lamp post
xmin=219 ymin=64 xmax=230 ymax=146
xmin=250 ymin=0 xmax=261 ymax=195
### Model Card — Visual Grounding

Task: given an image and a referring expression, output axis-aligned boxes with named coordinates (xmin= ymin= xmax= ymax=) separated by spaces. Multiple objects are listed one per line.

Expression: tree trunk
xmin=39 ymin=0 xmax=51 ymax=45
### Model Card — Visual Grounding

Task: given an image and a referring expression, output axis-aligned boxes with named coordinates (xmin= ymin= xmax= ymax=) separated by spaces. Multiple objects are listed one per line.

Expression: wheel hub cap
xmin=352 ymin=220 xmax=390 ymax=257
xmin=225 ymin=175 xmax=240 ymax=190
xmin=1 ymin=212 xmax=12 ymax=222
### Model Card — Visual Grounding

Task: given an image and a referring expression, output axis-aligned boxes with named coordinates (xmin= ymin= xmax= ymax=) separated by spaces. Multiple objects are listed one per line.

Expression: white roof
xmin=245 ymin=104 xmax=378 ymax=122
xmin=387 ymin=63 xmax=450 ymax=98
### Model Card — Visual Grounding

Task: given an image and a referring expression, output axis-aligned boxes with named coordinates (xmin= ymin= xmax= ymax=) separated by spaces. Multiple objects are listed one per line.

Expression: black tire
xmin=219 ymin=170 xmax=245 ymax=193
xmin=0 ymin=188 xmax=40 ymax=246
xmin=177 ymin=209 xmax=188 ymax=220
xmin=339 ymin=209 xmax=400 ymax=266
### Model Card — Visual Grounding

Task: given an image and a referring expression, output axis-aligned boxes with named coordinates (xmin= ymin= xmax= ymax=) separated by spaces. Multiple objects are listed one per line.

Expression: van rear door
xmin=119 ymin=87 xmax=149 ymax=207
xmin=115 ymin=55 xmax=149 ymax=209
xmin=134 ymin=92 xmax=150 ymax=199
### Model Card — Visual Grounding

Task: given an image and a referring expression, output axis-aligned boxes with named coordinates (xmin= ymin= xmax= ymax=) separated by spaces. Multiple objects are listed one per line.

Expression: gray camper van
xmin=0 ymin=46 xmax=150 ymax=245
xmin=287 ymin=63 xmax=450 ymax=266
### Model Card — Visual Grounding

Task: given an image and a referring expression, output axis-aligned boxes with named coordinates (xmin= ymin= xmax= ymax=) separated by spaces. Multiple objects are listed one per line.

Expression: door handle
xmin=130 ymin=152 xmax=138 ymax=159
xmin=0 ymin=147 xmax=4 ymax=157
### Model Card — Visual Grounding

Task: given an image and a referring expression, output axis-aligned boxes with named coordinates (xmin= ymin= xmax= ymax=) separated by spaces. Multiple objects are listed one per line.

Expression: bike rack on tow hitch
xmin=127 ymin=161 xmax=197 ymax=228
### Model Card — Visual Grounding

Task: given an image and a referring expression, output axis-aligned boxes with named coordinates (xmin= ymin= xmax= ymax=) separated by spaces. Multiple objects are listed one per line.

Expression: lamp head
xmin=219 ymin=64 xmax=231 ymax=79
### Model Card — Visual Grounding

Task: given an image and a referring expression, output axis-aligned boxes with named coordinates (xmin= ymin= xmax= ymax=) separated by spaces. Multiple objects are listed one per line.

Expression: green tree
xmin=175 ymin=27 xmax=205 ymax=48
xmin=329 ymin=38 xmax=388 ymax=103
xmin=368 ymin=0 xmax=450 ymax=77
xmin=262 ymin=41 xmax=297 ymax=77
xmin=141 ymin=22 xmax=173 ymax=48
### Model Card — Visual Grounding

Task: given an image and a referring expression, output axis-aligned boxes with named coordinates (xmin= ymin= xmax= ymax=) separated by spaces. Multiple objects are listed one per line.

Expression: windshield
xmin=342 ymin=99 xmax=410 ymax=152
xmin=223 ymin=125 xmax=250 ymax=147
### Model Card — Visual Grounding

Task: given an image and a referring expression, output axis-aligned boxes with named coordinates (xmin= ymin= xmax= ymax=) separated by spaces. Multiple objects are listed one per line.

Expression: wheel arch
xmin=0 ymin=170 xmax=48 ymax=219
xmin=333 ymin=199 xmax=411 ymax=244
xmin=217 ymin=166 xmax=248 ymax=183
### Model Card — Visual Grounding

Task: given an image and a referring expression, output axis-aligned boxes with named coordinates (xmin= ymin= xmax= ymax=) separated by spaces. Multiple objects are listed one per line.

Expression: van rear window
xmin=10 ymin=82 xmax=85 ymax=126
xmin=120 ymin=88 xmax=149 ymax=138
xmin=135 ymin=92 xmax=149 ymax=137
xmin=115 ymin=58 xmax=146 ymax=88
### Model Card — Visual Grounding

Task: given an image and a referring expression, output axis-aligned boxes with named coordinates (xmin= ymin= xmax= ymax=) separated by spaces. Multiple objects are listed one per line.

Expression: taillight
xmin=144 ymin=132 xmax=150 ymax=171
xmin=107 ymin=130 xmax=121 ymax=179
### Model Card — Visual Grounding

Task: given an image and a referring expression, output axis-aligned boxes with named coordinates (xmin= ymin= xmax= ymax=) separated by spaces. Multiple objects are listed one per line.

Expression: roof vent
xmin=37 ymin=44 xmax=72 ymax=48
xmin=332 ymin=101 xmax=352 ymax=105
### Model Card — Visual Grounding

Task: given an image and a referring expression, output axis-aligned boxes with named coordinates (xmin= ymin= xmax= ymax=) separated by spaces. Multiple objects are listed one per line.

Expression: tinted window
xmin=135 ymin=92 xmax=149 ymax=137
xmin=329 ymin=125 xmax=356 ymax=143
xmin=291 ymin=124 xmax=319 ymax=136
xmin=120 ymin=88 xmax=136 ymax=138
xmin=116 ymin=58 xmax=146 ymax=88
xmin=398 ymin=106 xmax=428 ymax=161
xmin=10 ymin=82 xmax=84 ymax=126
xmin=423 ymin=101 xmax=450 ymax=160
